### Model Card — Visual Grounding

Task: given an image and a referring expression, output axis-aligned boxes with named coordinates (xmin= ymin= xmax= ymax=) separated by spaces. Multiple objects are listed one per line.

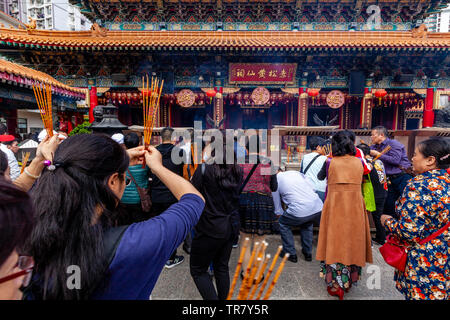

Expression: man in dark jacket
xmin=370 ymin=126 xmax=412 ymax=219
xmin=150 ymin=127 xmax=186 ymax=268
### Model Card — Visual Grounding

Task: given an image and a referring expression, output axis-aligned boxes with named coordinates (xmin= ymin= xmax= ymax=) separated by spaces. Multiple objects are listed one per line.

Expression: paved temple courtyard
xmin=152 ymin=233 xmax=404 ymax=300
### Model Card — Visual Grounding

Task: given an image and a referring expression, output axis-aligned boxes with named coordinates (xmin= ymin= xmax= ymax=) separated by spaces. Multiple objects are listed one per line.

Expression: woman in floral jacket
xmin=381 ymin=137 xmax=450 ymax=300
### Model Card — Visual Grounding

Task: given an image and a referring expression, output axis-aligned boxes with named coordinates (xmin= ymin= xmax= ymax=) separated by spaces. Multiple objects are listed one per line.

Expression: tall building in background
xmin=26 ymin=0 xmax=91 ymax=30
xmin=425 ymin=4 xmax=450 ymax=32
xmin=0 ymin=0 xmax=28 ymax=24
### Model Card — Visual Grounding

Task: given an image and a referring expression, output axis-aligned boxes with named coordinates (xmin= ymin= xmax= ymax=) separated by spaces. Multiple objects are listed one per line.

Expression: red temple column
xmin=214 ymin=86 xmax=224 ymax=128
xmin=89 ymin=86 xmax=98 ymax=123
xmin=423 ymin=87 xmax=435 ymax=128
xmin=359 ymin=88 xmax=373 ymax=129
xmin=298 ymin=88 xmax=308 ymax=150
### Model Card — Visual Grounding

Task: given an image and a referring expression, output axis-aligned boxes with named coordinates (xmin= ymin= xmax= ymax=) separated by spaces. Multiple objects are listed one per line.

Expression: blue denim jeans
xmin=278 ymin=211 xmax=321 ymax=257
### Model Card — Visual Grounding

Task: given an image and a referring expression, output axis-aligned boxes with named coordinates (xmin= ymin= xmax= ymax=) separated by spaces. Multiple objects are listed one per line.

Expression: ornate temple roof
xmin=70 ymin=0 xmax=450 ymax=25
xmin=0 ymin=29 xmax=449 ymax=51
xmin=0 ymin=58 xmax=86 ymax=98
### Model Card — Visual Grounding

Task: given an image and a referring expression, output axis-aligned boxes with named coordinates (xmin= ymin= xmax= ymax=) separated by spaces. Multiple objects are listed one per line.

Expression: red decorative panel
xmin=229 ymin=63 xmax=297 ymax=85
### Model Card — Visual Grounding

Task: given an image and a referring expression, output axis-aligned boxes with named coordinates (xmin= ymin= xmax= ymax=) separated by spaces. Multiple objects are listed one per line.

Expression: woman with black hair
xmin=25 ymin=134 xmax=204 ymax=300
xmin=316 ymin=131 xmax=373 ymax=300
xmin=380 ymin=137 xmax=449 ymax=300
xmin=189 ymin=144 xmax=243 ymax=300
xmin=0 ymin=181 xmax=34 ymax=300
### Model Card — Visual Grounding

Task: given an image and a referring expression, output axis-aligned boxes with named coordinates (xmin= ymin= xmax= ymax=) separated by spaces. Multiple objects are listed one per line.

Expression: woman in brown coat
xmin=316 ymin=131 xmax=373 ymax=299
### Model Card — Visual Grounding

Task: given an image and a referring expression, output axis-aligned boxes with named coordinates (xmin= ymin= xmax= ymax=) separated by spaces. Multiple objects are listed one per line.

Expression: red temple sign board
xmin=229 ymin=63 xmax=297 ymax=85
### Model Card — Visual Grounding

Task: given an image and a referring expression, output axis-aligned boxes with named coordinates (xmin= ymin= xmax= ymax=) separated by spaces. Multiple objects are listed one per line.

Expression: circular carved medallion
xmin=177 ymin=89 xmax=196 ymax=108
xmin=251 ymin=87 xmax=270 ymax=105
xmin=326 ymin=90 xmax=345 ymax=109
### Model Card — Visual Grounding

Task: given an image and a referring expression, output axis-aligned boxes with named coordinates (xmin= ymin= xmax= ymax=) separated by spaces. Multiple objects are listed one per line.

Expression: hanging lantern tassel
xmin=206 ymin=89 xmax=217 ymax=104
xmin=374 ymin=89 xmax=387 ymax=106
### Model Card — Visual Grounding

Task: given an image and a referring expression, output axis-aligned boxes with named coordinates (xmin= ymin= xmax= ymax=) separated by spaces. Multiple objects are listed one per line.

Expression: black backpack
xmin=22 ymin=225 xmax=129 ymax=300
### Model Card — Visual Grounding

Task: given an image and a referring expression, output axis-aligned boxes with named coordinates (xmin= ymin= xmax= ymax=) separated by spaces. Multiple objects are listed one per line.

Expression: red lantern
xmin=308 ymin=89 xmax=319 ymax=97
xmin=206 ymin=89 xmax=216 ymax=103
xmin=206 ymin=89 xmax=217 ymax=98
xmin=374 ymin=89 xmax=387 ymax=104
xmin=308 ymin=89 xmax=319 ymax=105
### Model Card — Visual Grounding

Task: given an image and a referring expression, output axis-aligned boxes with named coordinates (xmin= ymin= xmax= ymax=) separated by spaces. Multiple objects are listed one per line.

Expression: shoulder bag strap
xmin=302 ymin=154 xmax=321 ymax=175
xmin=87 ymin=225 xmax=129 ymax=298
xmin=419 ymin=221 xmax=450 ymax=245
xmin=126 ymin=168 xmax=141 ymax=189
xmin=239 ymin=163 xmax=259 ymax=194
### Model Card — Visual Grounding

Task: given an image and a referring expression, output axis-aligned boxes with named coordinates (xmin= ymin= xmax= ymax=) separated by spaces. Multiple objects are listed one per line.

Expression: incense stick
xmin=20 ymin=152 xmax=30 ymax=174
xmin=262 ymin=252 xmax=290 ymax=300
xmin=241 ymin=257 xmax=262 ymax=300
xmin=248 ymin=254 xmax=270 ymax=300
xmin=142 ymin=75 xmax=164 ymax=146
xmin=373 ymin=145 xmax=391 ymax=161
xmin=256 ymin=245 xmax=282 ymax=300
xmin=33 ymin=82 xmax=53 ymax=138
xmin=227 ymin=237 xmax=250 ymax=300
xmin=242 ymin=241 xmax=268 ymax=300
xmin=237 ymin=241 xmax=261 ymax=300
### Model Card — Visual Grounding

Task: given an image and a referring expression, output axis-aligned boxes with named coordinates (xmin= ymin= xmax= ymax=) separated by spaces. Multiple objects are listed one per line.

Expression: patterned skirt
xmin=320 ymin=262 xmax=362 ymax=290
xmin=239 ymin=192 xmax=276 ymax=236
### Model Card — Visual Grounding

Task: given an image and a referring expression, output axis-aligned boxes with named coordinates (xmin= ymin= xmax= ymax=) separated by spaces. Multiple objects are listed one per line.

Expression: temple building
xmin=0 ymin=0 xmax=449 ymax=142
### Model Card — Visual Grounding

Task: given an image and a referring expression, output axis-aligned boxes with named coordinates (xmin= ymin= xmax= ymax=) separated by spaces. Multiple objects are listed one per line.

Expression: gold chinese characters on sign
xmin=177 ymin=89 xmax=196 ymax=108
xmin=251 ymin=87 xmax=270 ymax=105
xmin=326 ymin=90 xmax=345 ymax=109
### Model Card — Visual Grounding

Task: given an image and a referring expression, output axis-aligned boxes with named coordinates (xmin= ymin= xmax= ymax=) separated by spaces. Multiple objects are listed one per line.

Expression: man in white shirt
xmin=273 ymin=169 xmax=323 ymax=262
xmin=0 ymin=124 xmax=20 ymax=181
xmin=300 ymin=137 xmax=327 ymax=202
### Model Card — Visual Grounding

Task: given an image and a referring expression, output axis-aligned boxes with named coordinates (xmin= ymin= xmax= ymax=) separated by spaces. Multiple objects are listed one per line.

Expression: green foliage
xmin=69 ymin=121 xmax=92 ymax=136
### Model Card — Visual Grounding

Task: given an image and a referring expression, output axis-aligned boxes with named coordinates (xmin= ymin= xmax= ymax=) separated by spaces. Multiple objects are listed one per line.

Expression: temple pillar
xmin=298 ymin=87 xmax=308 ymax=149
xmin=214 ymin=86 xmax=224 ymax=128
xmin=423 ymin=87 xmax=435 ymax=128
xmin=392 ymin=102 xmax=399 ymax=130
xmin=89 ymin=86 xmax=98 ymax=123
xmin=359 ymin=88 xmax=373 ymax=129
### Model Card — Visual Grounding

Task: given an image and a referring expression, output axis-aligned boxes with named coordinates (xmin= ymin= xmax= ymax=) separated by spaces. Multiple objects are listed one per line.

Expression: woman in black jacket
xmin=189 ymin=143 xmax=243 ymax=300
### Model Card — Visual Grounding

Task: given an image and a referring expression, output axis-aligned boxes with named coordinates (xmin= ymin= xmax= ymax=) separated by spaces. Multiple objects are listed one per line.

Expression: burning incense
xmin=227 ymin=237 xmax=250 ymax=300
xmin=248 ymin=254 xmax=270 ymax=300
xmin=142 ymin=74 xmax=164 ymax=147
xmin=237 ymin=241 xmax=261 ymax=299
xmin=20 ymin=152 xmax=30 ymax=174
xmin=32 ymin=82 xmax=53 ymax=138
xmin=240 ymin=257 xmax=262 ymax=300
xmin=373 ymin=145 xmax=391 ymax=161
xmin=256 ymin=245 xmax=282 ymax=300
xmin=262 ymin=252 xmax=290 ymax=300
xmin=242 ymin=241 xmax=268 ymax=300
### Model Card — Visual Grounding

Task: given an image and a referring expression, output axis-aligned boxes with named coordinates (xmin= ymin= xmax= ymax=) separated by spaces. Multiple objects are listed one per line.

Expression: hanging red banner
xmin=229 ymin=63 xmax=297 ymax=85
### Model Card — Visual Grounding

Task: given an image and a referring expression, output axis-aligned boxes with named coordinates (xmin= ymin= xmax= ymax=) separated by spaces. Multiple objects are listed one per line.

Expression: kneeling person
xmin=273 ymin=169 xmax=323 ymax=262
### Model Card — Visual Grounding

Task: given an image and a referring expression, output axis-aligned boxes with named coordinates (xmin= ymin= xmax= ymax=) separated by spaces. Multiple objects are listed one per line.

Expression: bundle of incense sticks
xmin=32 ymin=82 xmax=53 ymax=138
xmin=228 ymin=244 xmax=289 ymax=300
xmin=142 ymin=75 xmax=164 ymax=147
xmin=373 ymin=145 xmax=391 ymax=161
xmin=20 ymin=152 xmax=30 ymax=174
xmin=286 ymin=146 xmax=291 ymax=163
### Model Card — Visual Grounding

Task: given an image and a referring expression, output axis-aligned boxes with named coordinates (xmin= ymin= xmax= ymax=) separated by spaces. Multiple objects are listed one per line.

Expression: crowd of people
xmin=0 ymin=122 xmax=448 ymax=301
